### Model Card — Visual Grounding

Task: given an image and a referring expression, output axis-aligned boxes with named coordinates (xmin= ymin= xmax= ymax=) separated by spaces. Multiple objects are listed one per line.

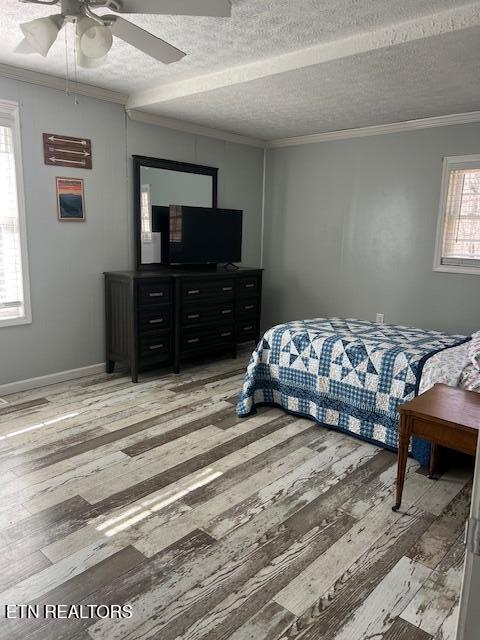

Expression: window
xmin=434 ymin=155 xmax=480 ymax=274
xmin=140 ymin=184 xmax=152 ymax=243
xmin=0 ymin=100 xmax=31 ymax=326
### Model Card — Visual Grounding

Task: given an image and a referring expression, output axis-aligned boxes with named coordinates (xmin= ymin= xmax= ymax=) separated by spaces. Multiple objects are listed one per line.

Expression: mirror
xmin=133 ymin=156 xmax=218 ymax=269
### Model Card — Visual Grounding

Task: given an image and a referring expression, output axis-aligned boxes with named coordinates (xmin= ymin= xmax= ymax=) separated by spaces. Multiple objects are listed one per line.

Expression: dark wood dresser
xmin=104 ymin=267 xmax=263 ymax=382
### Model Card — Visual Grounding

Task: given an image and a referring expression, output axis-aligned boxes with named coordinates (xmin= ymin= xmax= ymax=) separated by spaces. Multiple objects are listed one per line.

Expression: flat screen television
xmin=158 ymin=205 xmax=243 ymax=266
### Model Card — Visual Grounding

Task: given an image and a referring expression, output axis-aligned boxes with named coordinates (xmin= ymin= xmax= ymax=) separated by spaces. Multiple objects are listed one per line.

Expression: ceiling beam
xmin=127 ymin=2 xmax=480 ymax=110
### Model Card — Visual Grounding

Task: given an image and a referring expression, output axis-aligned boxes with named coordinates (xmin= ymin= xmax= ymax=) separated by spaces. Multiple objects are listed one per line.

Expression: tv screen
xmin=164 ymin=206 xmax=243 ymax=265
xmin=151 ymin=206 xmax=169 ymax=234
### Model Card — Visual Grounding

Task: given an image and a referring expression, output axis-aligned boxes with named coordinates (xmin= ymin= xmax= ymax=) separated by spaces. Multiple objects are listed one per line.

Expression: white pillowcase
xmin=460 ymin=363 xmax=480 ymax=392
xmin=468 ymin=331 xmax=480 ymax=370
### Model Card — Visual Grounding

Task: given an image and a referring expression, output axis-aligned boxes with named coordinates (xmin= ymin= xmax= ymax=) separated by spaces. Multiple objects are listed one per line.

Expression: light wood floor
xmin=0 ymin=350 xmax=472 ymax=640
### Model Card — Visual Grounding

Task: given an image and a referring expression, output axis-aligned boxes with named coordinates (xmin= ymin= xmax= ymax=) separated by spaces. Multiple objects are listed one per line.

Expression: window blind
xmin=441 ymin=168 xmax=480 ymax=267
xmin=0 ymin=124 xmax=25 ymax=321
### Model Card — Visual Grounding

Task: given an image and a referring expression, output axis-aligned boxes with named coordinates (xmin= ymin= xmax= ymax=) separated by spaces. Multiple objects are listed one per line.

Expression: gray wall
xmin=3 ymin=73 xmax=478 ymax=386
xmin=263 ymin=123 xmax=480 ymax=336
xmin=0 ymin=77 xmax=264 ymax=386
xmin=0 ymin=78 xmax=128 ymax=387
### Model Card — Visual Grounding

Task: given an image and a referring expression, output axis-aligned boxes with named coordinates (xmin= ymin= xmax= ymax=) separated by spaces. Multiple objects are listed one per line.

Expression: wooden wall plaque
xmin=43 ymin=133 xmax=92 ymax=170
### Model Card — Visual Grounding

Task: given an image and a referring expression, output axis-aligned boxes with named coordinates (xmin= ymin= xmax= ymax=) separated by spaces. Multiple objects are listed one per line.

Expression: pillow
xmin=459 ymin=362 xmax=480 ymax=392
xmin=468 ymin=331 xmax=480 ymax=370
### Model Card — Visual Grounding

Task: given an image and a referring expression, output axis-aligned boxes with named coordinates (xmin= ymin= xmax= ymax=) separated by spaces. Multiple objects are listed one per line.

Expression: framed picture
xmin=56 ymin=177 xmax=85 ymax=222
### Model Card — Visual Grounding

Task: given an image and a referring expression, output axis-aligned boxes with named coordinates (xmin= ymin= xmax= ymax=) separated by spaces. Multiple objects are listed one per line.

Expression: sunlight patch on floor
xmin=98 ymin=468 xmax=223 ymax=537
xmin=0 ymin=412 xmax=79 ymax=441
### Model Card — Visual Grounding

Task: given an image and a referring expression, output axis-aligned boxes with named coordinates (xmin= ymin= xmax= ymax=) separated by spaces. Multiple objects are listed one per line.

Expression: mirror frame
xmin=133 ymin=155 xmax=219 ymax=270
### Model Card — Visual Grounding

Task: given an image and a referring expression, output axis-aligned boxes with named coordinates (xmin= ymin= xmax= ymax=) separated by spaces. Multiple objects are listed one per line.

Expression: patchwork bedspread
xmin=237 ymin=318 xmax=467 ymax=454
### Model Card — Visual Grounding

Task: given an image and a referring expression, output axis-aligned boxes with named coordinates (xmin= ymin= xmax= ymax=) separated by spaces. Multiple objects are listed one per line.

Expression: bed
xmin=237 ymin=317 xmax=475 ymax=465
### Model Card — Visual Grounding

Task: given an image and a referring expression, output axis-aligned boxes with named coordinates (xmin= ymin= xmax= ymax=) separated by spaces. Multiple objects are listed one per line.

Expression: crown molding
xmin=0 ymin=63 xmax=128 ymax=105
xmin=2 ymin=64 xmax=480 ymax=150
xmin=127 ymin=109 xmax=266 ymax=149
xmin=0 ymin=64 xmax=265 ymax=147
xmin=267 ymin=111 xmax=480 ymax=149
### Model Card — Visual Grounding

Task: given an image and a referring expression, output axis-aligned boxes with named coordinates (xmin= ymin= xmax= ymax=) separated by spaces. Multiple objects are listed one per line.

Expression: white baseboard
xmin=0 ymin=363 xmax=106 ymax=397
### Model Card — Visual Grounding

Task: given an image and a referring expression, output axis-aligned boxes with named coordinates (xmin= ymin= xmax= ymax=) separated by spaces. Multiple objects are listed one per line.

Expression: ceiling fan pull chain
xmin=72 ymin=19 xmax=80 ymax=105
xmin=64 ymin=23 xmax=70 ymax=97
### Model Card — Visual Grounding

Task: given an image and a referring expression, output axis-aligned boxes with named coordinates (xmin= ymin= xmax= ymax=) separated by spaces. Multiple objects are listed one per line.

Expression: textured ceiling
xmin=1 ymin=1 xmax=479 ymax=140
xmin=143 ymin=25 xmax=480 ymax=140
xmin=0 ymin=0 xmax=469 ymax=91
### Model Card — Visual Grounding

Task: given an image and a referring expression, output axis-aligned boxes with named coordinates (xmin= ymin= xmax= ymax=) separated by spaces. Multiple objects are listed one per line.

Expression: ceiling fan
xmin=16 ymin=0 xmax=232 ymax=68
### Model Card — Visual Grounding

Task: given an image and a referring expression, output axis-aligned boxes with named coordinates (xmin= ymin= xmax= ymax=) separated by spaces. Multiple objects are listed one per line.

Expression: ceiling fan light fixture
xmin=80 ymin=24 xmax=113 ymax=59
xmin=20 ymin=14 xmax=64 ymax=57
xmin=14 ymin=38 xmax=36 ymax=55
xmin=75 ymin=16 xmax=110 ymax=67
xmin=76 ymin=47 xmax=107 ymax=69
xmin=16 ymin=0 xmax=232 ymax=66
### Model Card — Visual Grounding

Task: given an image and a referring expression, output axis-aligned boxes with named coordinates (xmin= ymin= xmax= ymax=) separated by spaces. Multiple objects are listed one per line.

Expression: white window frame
xmin=0 ymin=99 xmax=31 ymax=327
xmin=140 ymin=183 xmax=152 ymax=243
xmin=433 ymin=154 xmax=480 ymax=275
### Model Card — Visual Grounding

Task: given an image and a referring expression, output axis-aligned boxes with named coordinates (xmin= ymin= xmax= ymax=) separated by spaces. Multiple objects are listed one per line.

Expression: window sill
xmin=433 ymin=265 xmax=480 ymax=276
xmin=0 ymin=314 xmax=32 ymax=329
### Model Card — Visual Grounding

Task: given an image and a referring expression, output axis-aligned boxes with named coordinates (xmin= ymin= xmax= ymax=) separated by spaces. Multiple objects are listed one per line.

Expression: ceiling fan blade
xmin=112 ymin=0 xmax=231 ymax=17
xmin=108 ymin=16 xmax=186 ymax=64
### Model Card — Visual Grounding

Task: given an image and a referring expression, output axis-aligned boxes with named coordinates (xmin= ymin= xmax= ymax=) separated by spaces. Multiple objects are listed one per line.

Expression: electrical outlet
xmin=376 ymin=313 xmax=385 ymax=324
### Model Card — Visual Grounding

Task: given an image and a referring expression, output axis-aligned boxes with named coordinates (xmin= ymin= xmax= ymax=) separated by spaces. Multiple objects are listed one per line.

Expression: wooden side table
xmin=393 ymin=384 xmax=479 ymax=511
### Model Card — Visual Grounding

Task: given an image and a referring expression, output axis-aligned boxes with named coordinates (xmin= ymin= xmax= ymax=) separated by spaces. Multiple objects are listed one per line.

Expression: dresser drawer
xmin=139 ymin=333 xmax=171 ymax=359
xmin=139 ymin=308 xmax=170 ymax=333
xmin=238 ymin=298 xmax=259 ymax=317
xmin=237 ymin=321 xmax=259 ymax=342
xmin=181 ymin=279 xmax=235 ymax=301
xmin=138 ymin=282 xmax=170 ymax=306
xmin=238 ymin=277 xmax=260 ymax=297
xmin=182 ymin=302 xmax=234 ymax=327
xmin=182 ymin=324 xmax=234 ymax=354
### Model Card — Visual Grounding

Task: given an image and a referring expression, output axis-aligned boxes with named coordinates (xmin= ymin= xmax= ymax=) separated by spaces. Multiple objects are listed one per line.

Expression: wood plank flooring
xmin=0 ymin=349 xmax=472 ymax=640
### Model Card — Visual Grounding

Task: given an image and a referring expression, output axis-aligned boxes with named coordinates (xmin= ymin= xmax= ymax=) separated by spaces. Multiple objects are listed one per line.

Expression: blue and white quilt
xmin=237 ymin=318 xmax=468 ymax=461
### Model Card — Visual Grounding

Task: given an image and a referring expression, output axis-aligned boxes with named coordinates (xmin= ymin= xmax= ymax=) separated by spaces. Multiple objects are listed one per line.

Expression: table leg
xmin=428 ymin=442 xmax=439 ymax=479
xmin=393 ymin=415 xmax=412 ymax=512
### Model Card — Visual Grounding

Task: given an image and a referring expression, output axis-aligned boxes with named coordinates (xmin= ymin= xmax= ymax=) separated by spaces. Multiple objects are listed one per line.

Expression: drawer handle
xmin=149 ymin=318 xmax=164 ymax=324
xmin=221 ymin=332 xmax=232 ymax=337
xmin=149 ymin=344 xmax=164 ymax=350
xmin=222 ymin=286 xmax=233 ymax=291
xmin=187 ymin=338 xmax=200 ymax=344
xmin=149 ymin=292 xmax=164 ymax=298
xmin=221 ymin=309 xmax=232 ymax=315
xmin=187 ymin=314 xmax=200 ymax=320
xmin=244 ymin=326 xmax=253 ymax=331
xmin=187 ymin=289 xmax=200 ymax=295
xmin=244 ymin=305 xmax=254 ymax=310
xmin=244 ymin=283 xmax=255 ymax=288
